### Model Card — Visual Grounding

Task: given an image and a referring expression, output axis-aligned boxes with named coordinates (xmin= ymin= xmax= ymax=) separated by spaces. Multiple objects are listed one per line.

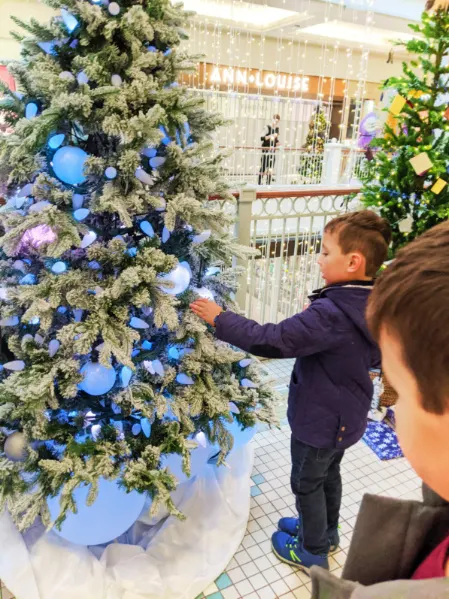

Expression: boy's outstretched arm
xmin=190 ymin=299 xmax=339 ymax=359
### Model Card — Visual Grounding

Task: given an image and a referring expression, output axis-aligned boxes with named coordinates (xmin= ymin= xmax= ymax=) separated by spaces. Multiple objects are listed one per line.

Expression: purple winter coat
xmin=215 ymin=281 xmax=380 ymax=450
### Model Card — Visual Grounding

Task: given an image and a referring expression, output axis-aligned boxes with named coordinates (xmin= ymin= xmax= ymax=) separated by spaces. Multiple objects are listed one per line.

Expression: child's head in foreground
xmin=319 ymin=210 xmax=391 ymax=285
xmin=367 ymin=221 xmax=449 ymax=502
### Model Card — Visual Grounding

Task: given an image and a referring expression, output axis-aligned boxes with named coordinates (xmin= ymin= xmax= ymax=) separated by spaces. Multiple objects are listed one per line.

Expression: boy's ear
xmin=348 ymin=252 xmax=364 ymax=273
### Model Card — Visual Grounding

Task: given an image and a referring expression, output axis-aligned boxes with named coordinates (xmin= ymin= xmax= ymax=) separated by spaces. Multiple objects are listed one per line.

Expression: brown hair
xmin=273 ymin=114 xmax=281 ymax=120
xmin=367 ymin=221 xmax=449 ymax=414
xmin=325 ymin=210 xmax=391 ymax=277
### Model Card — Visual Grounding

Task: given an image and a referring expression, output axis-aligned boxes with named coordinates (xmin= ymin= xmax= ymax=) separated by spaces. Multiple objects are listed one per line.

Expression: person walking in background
xmin=258 ymin=114 xmax=280 ymax=185
xmin=191 ymin=211 xmax=391 ymax=574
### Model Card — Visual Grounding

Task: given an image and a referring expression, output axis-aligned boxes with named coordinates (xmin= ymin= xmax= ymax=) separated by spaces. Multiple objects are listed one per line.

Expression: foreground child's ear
xmin=348 ymin=252 xmax=364 ymax=273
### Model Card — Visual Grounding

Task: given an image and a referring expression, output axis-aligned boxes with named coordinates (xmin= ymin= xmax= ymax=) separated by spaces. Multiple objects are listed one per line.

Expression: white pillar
xmin=235 ymin=186 xmax=256 ymax=311
xmin=322 ymin=140 xmax=345 ymax=186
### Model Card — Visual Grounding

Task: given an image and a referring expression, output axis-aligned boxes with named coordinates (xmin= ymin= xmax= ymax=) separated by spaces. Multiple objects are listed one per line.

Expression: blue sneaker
xmin=279 ymin=516 xmax=340 ymax=553
xmin=271 ymin=531 xmax=329 ymax=573
xmin=278 ymin=516 xmax=303 ymax=543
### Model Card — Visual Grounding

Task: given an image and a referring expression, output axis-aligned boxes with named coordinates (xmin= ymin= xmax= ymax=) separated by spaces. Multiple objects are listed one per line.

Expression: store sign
xmin=209 ymin=66 xmax=309 ymax=93
xmin=183 ymin=63 xmax=347 ymax=99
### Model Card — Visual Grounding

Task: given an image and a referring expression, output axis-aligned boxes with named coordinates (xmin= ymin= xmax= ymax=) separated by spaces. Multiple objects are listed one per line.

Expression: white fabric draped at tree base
xmin=0 ymin=444 xmax=254 ymax=599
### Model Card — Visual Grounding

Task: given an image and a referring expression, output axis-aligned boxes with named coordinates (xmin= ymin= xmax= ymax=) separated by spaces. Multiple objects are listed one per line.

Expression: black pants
xmin=291 ymin=436 xmax=345 ymax=555
xmin=259 ymin=151 xmax=276 ymax=184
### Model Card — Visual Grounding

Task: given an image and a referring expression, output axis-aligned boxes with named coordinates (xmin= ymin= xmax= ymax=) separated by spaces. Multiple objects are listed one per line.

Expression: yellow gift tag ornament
xmin=431 ymin=178 xmax=448 ymax=194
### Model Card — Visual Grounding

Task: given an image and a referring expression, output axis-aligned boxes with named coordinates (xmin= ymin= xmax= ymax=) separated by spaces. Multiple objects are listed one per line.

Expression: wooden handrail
xmin=253 ymin=187 xmax=360 ymax=199
xmin=208 ymin=187 xmax=359 ymax=201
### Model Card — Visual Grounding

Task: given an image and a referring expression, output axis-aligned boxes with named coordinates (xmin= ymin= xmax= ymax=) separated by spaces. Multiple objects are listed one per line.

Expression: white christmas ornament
xmin=193 ymin=287 xmax=215 ymax=301
xmin=159 ymin=261 xmax=191 ymax=295
xmin=195 ymin=432 xmax=208 ymax=448
xmin=4 ymin=432 xmax=28 ymax=461
xmin=4 ymin=361 xmax=25 ymax=372
xmin=149 ymin=156 xmax=166 ymax=169
xmin=72 ymin=194 xmax=84 ymax=210
xmin=241 ymin=378 xmax=259 ymax=389
xmin=59 ymin=71 xmax=75 ymax=81
xmin=111 ymin=74 xmax=122 ymax=87
xmin=48 ymin=339 xmax=60 ymax=358
xmin=399 ymin=215 xmax=414 ymax=234
xmin=239 ymin=358 xmax=252 ymax=368
xmin=135 ymin=168 xmax=154 ymax=185
xmin=162 ymin=227 xmax=170 ymax=243
xmin=192 ymin=230 xmax=211 ymax=244
xmin=81 ymin=231 xmax=97 ymax=249
xmin=130 ymin=317 xmax=149 ymax=329
xmin=108 ymin=2 xmax=121 ymax=15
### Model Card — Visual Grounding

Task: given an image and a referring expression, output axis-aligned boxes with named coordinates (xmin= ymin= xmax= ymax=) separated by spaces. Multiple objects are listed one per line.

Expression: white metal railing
xmin=211 ymin=186 xmax=361 ymax=324
xmin=219 ymin=145 xmax=368 ymax=187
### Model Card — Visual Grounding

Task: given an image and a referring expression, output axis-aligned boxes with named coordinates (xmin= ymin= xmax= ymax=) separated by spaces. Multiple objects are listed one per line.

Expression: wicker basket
xmin=369 ymin=371 xmax=398 ymax=408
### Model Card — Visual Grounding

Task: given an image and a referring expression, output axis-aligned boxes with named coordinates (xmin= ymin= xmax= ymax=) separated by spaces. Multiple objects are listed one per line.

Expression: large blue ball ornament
xmin=52 ymin=146 xmax=89 ymax=186
xmin=78 ymin=362 xmax=117 ymax=396
xmin=47 ymin=477 xmax=146 ymax=546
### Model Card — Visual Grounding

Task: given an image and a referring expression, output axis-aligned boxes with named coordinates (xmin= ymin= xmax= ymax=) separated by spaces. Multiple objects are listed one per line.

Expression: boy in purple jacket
xmin=191 ymin=211 xmax=391 ymax=572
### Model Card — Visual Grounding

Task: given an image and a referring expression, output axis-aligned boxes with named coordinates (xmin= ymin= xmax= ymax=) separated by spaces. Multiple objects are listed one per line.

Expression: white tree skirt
xmin=0 ymin=444 xmax=254 ymax=599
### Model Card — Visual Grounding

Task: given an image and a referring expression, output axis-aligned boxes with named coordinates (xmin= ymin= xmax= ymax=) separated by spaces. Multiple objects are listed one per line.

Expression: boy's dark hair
xmin=367 ymin=221 xmax=449 ymax=415
xmin=325 ymin=210 xmax=391 ymax=277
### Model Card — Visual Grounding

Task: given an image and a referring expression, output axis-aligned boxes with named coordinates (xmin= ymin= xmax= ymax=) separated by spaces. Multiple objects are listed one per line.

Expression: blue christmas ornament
xmin=147 ymin=45 xmax=157 ymax=52
xmin=105 ymin=167 xmax=117 ymax=179
xmin=168 ymin=346 xmax=180 ymax=360
xmin=57 ymin=307 xmax=68 ymax=314
xmin=78 ymin=362 xmax=117 ymax=396
xmin=19 ymin=274 xmax=36 ymax=285
xmin=74 ymin=208 xmax=90 ymax=221
xmin=88 ymin=261 xmax=101 ymax=270
xmin=140 ymin=221 xmax=155 ymax=237
xmin=52 ymin=262 xmax=67 ymax=274
xmin=142 ymin=340 xmax=153 ymax=350
xmin=25 ymin=102 xmax=38 ymax=119
xmin=61 ymin=9 xmax=79 ymax=33
xmin=135 ymin=167 xmax=153 ymax=185
xmin=52 ymin=146 xmax=89 ymax=186
xmin=142 ymin=147 xmax=157 ymax=158
xmin=164 ymin=48 xmax=172 ymax=56
xmin=120 ymin=366 xmax=133 ymax=388
xmin=0 ymin=316 xmax=19 ymax=326
xmin=159 ymin=126 xmax=171 ymax=145
xmin=77 ymin=71 xmax=89 ymax=85
xmin=47 ymin=477 xmax=146 ymax=546
xmin=126 ymin=247 xmax=137 ymax=258
xmin=176 ymin=373 xmax=194 ymax=385
xmin=48 ymin=133 xmax=65 ymax=150
xmin=140 ymin=418 xmax=152 ymax=438
xmin=184 ymin=122 xmax=190 ymax=137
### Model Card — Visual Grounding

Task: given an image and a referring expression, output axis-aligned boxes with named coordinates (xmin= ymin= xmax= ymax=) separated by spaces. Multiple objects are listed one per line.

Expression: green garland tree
xmin=360 ymin=5 xmax=449 ymax=251
xmin=0 ymin=0 xmax=276 ymax=531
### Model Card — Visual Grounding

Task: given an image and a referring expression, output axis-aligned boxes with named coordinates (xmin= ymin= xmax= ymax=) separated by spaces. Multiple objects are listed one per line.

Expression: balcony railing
xmin=219 ymin=144 xmax=368 ymax=188
xmin=210 ymin=185 xmax=360 ymax=324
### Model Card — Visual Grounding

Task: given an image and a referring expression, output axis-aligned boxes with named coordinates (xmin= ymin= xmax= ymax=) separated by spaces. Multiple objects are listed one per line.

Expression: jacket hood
xmin=311 ymin=281 xmax=376 ymax=349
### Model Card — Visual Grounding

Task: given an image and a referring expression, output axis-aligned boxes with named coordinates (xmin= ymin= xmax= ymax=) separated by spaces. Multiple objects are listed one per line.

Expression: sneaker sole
xmin=277 ymin=528 xmax=339 ymax=556
xmin=271 ymin=542 xmax=311 ymax=575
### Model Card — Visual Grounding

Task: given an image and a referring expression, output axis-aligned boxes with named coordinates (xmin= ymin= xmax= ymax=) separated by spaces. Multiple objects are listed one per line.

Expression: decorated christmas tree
xmin=303 ymin=109 xmax=329 ymax=154
xmin=298 ymin=109 xmax=329 ymax=184
xmin=360 ymin=3 xmax=449 ymax=252
xmin=0 ymin=0 xmax=276 ymax=533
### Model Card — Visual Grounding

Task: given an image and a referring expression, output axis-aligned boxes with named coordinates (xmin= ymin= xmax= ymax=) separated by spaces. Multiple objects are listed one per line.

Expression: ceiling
xmin=182 ymin=0 xmax=425 ymax=54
